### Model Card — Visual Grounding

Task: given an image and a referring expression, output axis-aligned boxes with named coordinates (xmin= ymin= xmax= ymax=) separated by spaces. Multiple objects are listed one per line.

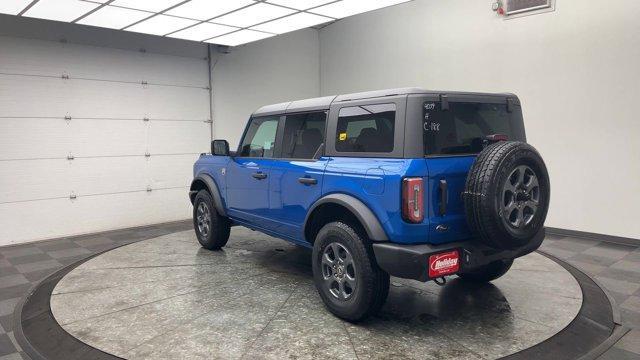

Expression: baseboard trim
xmin=546 ymin=227 xmax=639 ymax=246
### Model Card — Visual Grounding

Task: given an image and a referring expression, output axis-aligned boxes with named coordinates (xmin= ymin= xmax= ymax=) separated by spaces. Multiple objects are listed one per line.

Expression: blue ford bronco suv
xmin=189 ymin=88 xmax=550 ymax=321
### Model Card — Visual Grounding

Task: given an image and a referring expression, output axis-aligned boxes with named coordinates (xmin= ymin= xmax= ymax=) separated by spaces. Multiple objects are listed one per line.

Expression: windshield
xmin=423 ymin=100 xmax=525 ymax=155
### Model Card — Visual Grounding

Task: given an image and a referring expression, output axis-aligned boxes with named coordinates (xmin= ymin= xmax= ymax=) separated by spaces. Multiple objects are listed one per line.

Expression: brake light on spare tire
xmin=402 ymin=178 xmax=424 ymax=223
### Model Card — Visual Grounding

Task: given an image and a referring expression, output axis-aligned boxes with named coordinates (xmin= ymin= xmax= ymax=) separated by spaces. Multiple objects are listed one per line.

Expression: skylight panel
xmin=311 ymin=0 xmax=411 ymax=19
xmin=213 ymin=3 xmax=295 ymax=28
xmin=166 ymin=0 xmax=255 ymax=21
xmin=78 ymin=6 xmax=151 ymax=30
xmin=206 ymin=29 xmax=275 ymax=46
xmin=125 ymin=14 xmax=198 ymax=36
xmin=267 ymin=0 xmax=335 ymax=11
xmin=251 ymin=12 xmax=332 ymax=34
xmin=0 ymin=0 xmax=33 ymax=15
xmin=110 ymin=0 xmax=186 ymax=13
xmin=168 ymin=22 xmax=238 ymax=42
xmin=23 ymin=0 xmax=100 ymax=22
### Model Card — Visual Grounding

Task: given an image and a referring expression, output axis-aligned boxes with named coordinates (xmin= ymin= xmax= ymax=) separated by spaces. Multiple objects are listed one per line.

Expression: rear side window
xmin=335 ymin=103 xmax=395 ymax=153
xmin=281 ymin=112 xmax=327 ymax=159
xmin=239 ymin=116 xmax=279 ymax=157
xmin=423 ymin=101 xmax=525 ymax=155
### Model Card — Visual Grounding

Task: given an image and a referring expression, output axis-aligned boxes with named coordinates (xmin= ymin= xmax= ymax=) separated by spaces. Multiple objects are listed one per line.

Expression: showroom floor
xmin=0 ymin=222 xmax=639 ymax=359
xmin=49 ymin=231 xmax=582 ymax=359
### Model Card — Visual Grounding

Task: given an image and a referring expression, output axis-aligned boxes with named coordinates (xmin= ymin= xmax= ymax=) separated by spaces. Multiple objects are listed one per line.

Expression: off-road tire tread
xmin=193 ymin=190 xmax=230 ymax=250
xmin=313 ymin=221 xmax=390 ymax=322
xmin=464 ymin=141 xmax=549 ymax=249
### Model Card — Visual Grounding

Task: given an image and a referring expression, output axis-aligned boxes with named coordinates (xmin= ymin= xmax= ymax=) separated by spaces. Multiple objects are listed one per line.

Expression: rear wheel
xmin=312 ymin=222 xmax=389 ymax=322
xmin=193 ymin=190 xmax=230 ymax=250
xmin=458 ymin=259 xmax=514 ymax=283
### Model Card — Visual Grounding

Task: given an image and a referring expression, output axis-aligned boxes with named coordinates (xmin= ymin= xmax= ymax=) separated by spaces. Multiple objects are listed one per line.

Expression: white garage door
xmin=0 ymin=35 xmax=210 ymax=245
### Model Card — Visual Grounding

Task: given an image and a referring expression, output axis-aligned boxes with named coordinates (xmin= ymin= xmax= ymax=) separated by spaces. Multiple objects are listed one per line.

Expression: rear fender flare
xmin=304 ymin=193 xmax=388 ymax=241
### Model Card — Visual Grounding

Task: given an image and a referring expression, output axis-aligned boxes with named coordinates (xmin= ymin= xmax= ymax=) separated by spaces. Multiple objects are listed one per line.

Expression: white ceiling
xmin=1 ymin=0 xmax=413 ymax=46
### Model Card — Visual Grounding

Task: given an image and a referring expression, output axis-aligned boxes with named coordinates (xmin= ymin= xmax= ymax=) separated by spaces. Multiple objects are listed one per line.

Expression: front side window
xmin=239 ymin=116 xmax=279 ymax=158
xmin=281 ymin=112 xmax=327 ymax=159
xmin=335 ymin=103 xmax=396 ymax=153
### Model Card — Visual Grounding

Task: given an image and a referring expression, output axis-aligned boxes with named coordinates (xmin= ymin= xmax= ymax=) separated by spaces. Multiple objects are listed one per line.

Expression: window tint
xmin=281 ymin=112 xmax=326 ymax=159
xmin=239 ymin=116 xmax=279 ymax=157
xmin=335 ymin=103 xmax=395 ymax=153
xmin=423 ymin=102 xmax=525 ymax=155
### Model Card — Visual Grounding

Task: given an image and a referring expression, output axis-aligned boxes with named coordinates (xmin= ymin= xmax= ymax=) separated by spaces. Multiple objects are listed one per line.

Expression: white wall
xmin=1 ymin=0 xmax=638 ymax=243
xmin=319 ymin=0 xmax=640 ymax=239
xmin=211 ymin=29 xmax=321 ymax=149
xmin=0 ymin=17 xmax=210 ymax=245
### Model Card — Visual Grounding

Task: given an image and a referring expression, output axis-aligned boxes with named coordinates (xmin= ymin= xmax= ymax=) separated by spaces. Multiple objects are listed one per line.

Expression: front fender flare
xmin=304 ymin=193 xmax=388 ymax=241
xmin=189 ymin=174 xmax=226 ymax=217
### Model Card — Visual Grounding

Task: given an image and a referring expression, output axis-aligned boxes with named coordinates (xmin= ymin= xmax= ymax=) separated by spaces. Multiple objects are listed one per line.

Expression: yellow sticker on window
xmin=339 ymin=132 xmax=347 ymax=141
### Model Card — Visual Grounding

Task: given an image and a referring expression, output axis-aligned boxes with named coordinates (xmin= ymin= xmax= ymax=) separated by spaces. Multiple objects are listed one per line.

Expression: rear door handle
xmin=252 ymin=172 xmax=267 ymax=180
xmin=298 ymin=177 xmax=317 ymax=185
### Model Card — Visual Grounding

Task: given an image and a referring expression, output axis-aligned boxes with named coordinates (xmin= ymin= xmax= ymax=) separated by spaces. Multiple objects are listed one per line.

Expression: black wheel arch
xmin=303 ymin=193 xmax=388 ymax=244
xmin=189 ymin=174 xmax=227 ymax=217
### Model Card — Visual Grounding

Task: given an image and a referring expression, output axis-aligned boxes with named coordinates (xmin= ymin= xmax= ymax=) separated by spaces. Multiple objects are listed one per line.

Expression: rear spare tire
xmin=463 ymin=141 xmax=550 ymax=250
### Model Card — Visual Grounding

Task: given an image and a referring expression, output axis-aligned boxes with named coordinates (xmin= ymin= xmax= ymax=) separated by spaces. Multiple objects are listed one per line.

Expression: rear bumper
xmin=372 ymin=229 xmax=545 ymax=282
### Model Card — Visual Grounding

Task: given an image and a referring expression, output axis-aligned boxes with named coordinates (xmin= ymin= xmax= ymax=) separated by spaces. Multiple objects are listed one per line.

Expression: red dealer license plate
xmin=428 ymin=250 xmax=460 ymax=278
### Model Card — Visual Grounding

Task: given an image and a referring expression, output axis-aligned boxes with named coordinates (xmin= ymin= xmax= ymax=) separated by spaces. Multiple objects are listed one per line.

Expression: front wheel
xmin=193 ymin=190 xmax=230 ymax=250
xmin=312 ymin=222 xmax=389 ymax=322
xmin=458 ymin=259 xmax=514 ymax=283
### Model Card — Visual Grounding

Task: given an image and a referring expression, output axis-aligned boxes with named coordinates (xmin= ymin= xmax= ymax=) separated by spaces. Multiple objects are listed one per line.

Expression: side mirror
xmin=211 ymin=140 xmax=230 ymax=156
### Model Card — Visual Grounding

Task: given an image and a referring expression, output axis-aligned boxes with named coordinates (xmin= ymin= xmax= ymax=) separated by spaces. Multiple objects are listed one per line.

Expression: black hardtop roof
xmin=252 ymin=87 xmax=516 ymax=116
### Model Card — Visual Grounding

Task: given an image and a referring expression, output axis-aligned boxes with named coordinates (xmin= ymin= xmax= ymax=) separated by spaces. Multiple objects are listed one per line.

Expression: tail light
xmin=402 ymin=177 xmax=424 ymax=223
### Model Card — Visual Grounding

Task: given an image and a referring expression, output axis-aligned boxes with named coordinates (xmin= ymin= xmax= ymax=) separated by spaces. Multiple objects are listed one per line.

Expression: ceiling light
xmin=206 ymin=29 xmax=274 ymax=46
xmin=110 ymin=0 xmax=186 ymax=13
xmin=311 ymin=0 xmax=411 ymax=19
xmin=267 ymin=0 xmax=335 ymax=11
xmin=0 ymin=0 xmax=33 ymax=15
xmin=251 ymin=12 xmax=332 ymax=34
xmin=168 ymin=22 xmax=238 ymax=42
xmin=213 ymin=3 xmax=295 ymax=28
xmin=23 ymin=0 xmax=100 ymax=22
xmin=78 ymin=6 xmax=151 ymax=29
xmin=125 ymin=14 xmax=198 ymax=36
xmin=166 ymin=0 xmax=255 ymax=21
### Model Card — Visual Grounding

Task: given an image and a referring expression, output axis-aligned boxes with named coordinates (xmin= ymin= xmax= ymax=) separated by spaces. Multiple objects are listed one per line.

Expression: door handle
xmin=252 ymin=172 xmax=267 ymax=180
xmin=298 ymin=177 xmax=317 ymax=185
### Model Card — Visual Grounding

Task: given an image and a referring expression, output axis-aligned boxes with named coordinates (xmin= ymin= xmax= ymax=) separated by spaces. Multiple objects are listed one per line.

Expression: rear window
xmin=335 ymin=103 xmax=395 ymax=153
xmin=423 ymin=101 xmax=525 ymax=155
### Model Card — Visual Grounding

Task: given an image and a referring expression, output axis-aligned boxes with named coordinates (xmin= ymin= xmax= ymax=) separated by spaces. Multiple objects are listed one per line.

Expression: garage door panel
xmin=71 ymin=80 xmax=209 ymax=120
xmin=140 ymin=86 xmax=209 ymax=120
xmin=148 ymin=154 xmax=199 ymax=189
xmin=1 ymin=35 xmax=209 ymax=245
xmin=70 ymin=120 xmax=147 ymax=157
xmin=0 ymin=118 xmax=69 ymax=160
xmin=0 ymin=188 xmax=190 ymax=246
xmin=0 ymin=36 xmax=208 ymax=88
xmin=139 ymin=54 xmax=208 ymax=89
xmin=148 ymin=122 xmax=210 ymax=154
xmin=70 ymin=157 xmax=148 ymax=196
xmin=0 ymin=75 xmax=68 ymax=117
xmin=0 ymin=159 xmax=70 ymax=203
xmin=0 ymin=75 xmax=210 ymax=120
